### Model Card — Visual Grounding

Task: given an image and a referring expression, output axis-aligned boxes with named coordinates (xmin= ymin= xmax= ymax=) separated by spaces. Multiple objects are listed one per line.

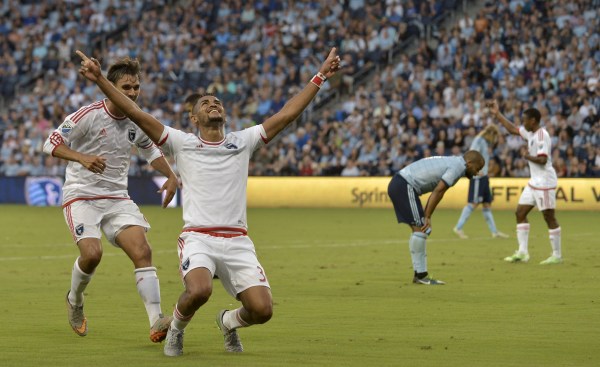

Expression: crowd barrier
xmin=1 ymin=176 xmax=598 ymax=211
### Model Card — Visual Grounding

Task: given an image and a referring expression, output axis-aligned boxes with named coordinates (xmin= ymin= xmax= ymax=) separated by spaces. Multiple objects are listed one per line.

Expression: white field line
xmin=0 ymin=232 xmax=594 ymax=261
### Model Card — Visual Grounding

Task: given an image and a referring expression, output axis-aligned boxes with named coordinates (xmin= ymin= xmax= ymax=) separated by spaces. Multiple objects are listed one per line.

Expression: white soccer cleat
xmin=163 ymin=327 xmax=184 ymax=357
xmin=492 ymin=231 xmax=510 ymax=239
xmin=453 ymin=227 xmax=468 ymax=239
xmin=216 ymin=310 xmax=243 ymax=352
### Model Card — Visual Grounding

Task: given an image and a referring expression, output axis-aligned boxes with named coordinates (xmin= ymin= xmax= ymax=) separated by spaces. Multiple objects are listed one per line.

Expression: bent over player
xmin=487 ymin=100 xmax=563 ymax=265
xmin=76 ymin=48 xmax=341 ymax=356
xmin=43 ymin=57 xmax=178 ymax=342
xmin=388 ymin=151 xmax=484 ymax=285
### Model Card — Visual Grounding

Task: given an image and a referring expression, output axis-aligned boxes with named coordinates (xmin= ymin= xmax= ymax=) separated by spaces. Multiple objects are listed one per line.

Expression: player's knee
xmin=80 ymin=248 xmax=102 ymax=268
xmin=128 ymin=241 xmax=152 ymax=265
xmin=515 ymin=210 xmax=525 ymax=222
xmin=543 ymin=213 xmax=558 ymax=227
xmin=250 ymin=302 xmax=273 ymax=324
xmin=187 ymin=284 xmax=212 ymax=307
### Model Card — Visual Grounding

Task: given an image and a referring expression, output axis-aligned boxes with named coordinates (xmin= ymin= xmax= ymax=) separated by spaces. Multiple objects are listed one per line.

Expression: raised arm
xmin=261 ymin=48 xmax=341 ymax=141
xmin=486 ymin=99 xmax=520 ymax=135
xmin=76 ymin=50 xmax=165 ymax=144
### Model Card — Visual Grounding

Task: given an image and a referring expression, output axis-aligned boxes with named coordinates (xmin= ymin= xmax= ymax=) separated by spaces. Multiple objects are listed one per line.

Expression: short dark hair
xmin=191 ymin=93 xmax=216 ymax=115
xmin=523 ymin=108 xmax=541 ymax=123
xmin=107 ymin=57 xmax=141 ymax=84
xmin=184 ymin=93 xmax=202 ymax=113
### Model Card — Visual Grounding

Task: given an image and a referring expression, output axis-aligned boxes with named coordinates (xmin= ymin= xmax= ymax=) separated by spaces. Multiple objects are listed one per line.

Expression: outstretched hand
xmin=75 ymin=50 xmax=102 ymax=82
xmin=485 ymin=99 xmax=499 ymax=117
xmin=319 ymin=48 xmax=342 ymax=79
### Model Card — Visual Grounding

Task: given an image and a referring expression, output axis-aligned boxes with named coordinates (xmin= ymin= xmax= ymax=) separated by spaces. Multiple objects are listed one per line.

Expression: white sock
xmin=171 ymin=304 xmax=194 ymax=331
xmin=68 ymin=257 xmax=93 ymax=306
xmin=516 ymin=223 xmax=530 ymax=254
xmin=222 ymin=308 xmax=249 ymax=330
xmin=409 ymin=232 xmax=428 ymax=274
xmin=134 ymin=266 xmax=162 ymax=326
xmin=549 ymin=227 xmax=562 ymax=258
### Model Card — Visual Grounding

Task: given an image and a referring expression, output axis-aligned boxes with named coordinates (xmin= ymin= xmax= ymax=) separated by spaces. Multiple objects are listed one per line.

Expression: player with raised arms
xmin=76 ymin=48 xmax=341 ymax=356
xmin=487 ymin=99 xmax=563 ymax=265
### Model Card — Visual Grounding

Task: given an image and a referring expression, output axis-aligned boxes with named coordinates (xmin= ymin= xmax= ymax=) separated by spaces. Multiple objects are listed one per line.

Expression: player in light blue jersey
xmin=453 ymin=125 xmax=509 ymax=239
xmin=387 ymin=151 xmax=484 ymax=285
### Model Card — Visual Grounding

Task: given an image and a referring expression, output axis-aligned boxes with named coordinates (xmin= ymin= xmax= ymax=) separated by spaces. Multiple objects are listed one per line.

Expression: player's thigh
xmin=217 ymin=236 xmax=271 ymax=300
xmin=178 ymin=232 xmax=218 ymax=282
xmin=115 ymin=225 xmax=152 ymax=266
xmin=532 ymin=188 xmax=556 ymax=211
xmin=63 ymin=200 xmax=103 ymax=244
xmin=468 ymin=177 xmax=480 ymax=203
xmin=388 ymin=175 xmax=424 ymax=226
xmin=101 ymin=200 xmax=150 ymax=247
xmin=479 ymin=176 xmax=493 ymax=203
xmin=518 ymin=186 xmax=536 ymax=207
xmin=183 ymin=267 xmax=214 ymax=298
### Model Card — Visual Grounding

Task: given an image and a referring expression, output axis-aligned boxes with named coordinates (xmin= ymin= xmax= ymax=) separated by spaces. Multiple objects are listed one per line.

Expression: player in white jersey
xmin=76 ymin=48 xmax=341 ymax=356
xmin=453 ymin=124 xmax=510 ymax=239
xmin=42 ymin=57 xmax=179 ymax=342
xmin=487 ymin=100 xmax=563 ymax=265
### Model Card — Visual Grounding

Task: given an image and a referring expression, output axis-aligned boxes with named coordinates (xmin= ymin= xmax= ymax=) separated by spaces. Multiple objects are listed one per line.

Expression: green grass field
xmin=1 ymin=205 xmax=598 ymax=367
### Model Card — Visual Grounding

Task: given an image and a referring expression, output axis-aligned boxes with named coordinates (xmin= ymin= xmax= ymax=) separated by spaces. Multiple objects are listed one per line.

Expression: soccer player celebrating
xmin=76 ymin=48 xmax=341 ymax=356
xmin=487 ymin=100 xmax=562 ymax=264
xmin=42 ymin=57 xmax=178 ymax=341
xmin=388 ymin=151 xmax=485 ymax=285
xmin=453 ymin=124 xmax=509 ymax=239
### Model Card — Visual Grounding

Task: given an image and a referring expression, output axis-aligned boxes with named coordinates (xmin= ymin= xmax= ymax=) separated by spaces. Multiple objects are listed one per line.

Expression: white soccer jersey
xmin=43 ymin=99 xmax=163 ymax=206
xmin=519 ymin=126 xmax=557 ymax=189
xmin=157 ymin=125 xmax=267 ymax=230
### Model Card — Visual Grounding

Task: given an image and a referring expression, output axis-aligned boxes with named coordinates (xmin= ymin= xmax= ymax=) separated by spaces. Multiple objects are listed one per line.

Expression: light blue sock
xmin=409 ymin=232 xmax=428 ymax=274
xmin=482 ymin=208 xmax=498 ymax=234
xmin=455 ymin=204 xmax=474 ymax=230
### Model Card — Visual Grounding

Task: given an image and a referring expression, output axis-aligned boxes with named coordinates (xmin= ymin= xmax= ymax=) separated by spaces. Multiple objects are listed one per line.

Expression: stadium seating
xmin=0 ymin=0 xmax=598 ymax=177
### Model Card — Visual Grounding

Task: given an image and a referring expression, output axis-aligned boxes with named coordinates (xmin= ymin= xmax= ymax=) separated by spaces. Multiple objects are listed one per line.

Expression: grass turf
xmin=0 ymin=205 xmax=598 ymax=366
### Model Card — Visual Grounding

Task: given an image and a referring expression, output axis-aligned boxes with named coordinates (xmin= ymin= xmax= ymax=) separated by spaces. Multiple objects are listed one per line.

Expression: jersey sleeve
xmin=518 ymin=126 xmax=529 ymax=140
xmin=243 ymin=124 xmax=268 ymax=152
xmin=440 ymin=161 xmax=465 ymax=188
xmin=135 ymin=128 xmax=163 ymax=163
xmin=156 ymin=126 xmax=188 ymax=157
xmin=536 ymin=129 xmax=551 ymax=157
xmin=42 ymin=110 xmax=90 ymax=156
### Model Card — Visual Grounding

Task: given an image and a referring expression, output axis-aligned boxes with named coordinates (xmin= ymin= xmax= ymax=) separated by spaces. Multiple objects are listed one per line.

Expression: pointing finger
xmin=75 ymin=50 xmax=90 ymax=62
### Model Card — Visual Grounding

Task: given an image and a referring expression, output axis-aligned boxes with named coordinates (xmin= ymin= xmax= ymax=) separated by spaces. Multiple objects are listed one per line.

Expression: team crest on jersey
xmin=182 ymin=258 xmax=190 ymax=271
xmin=225 ymin=142 xmax=238 ymax=149
xmin=61 ymin=121 xmax=74 ymax=135
xmin=75 ymin=224 xmax=84 ymax=236
xmin=128 ymin=128 xmax=136 ymax=142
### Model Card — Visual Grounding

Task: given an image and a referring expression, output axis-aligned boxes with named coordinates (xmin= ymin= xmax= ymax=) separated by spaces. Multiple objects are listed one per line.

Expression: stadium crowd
xmin=0 ymin=0 xmax=599 ymax=178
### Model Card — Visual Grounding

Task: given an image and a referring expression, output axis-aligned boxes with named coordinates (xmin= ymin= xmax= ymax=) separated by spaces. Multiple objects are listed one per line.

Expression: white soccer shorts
xmin=177 ymin=231 xmax=270 ymax=298
xmin=518 ymin=185 xmax=556 ymax=211
xmin=63 ymin=199 xmax=150 ymax=246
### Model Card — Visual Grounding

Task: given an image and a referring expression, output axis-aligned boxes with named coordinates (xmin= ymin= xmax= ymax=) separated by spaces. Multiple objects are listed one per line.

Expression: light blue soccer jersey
xmin=399 ymin=156 xmax=466 ymax=194
xmin=470 ymin=136 xmax=489 ymax=175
